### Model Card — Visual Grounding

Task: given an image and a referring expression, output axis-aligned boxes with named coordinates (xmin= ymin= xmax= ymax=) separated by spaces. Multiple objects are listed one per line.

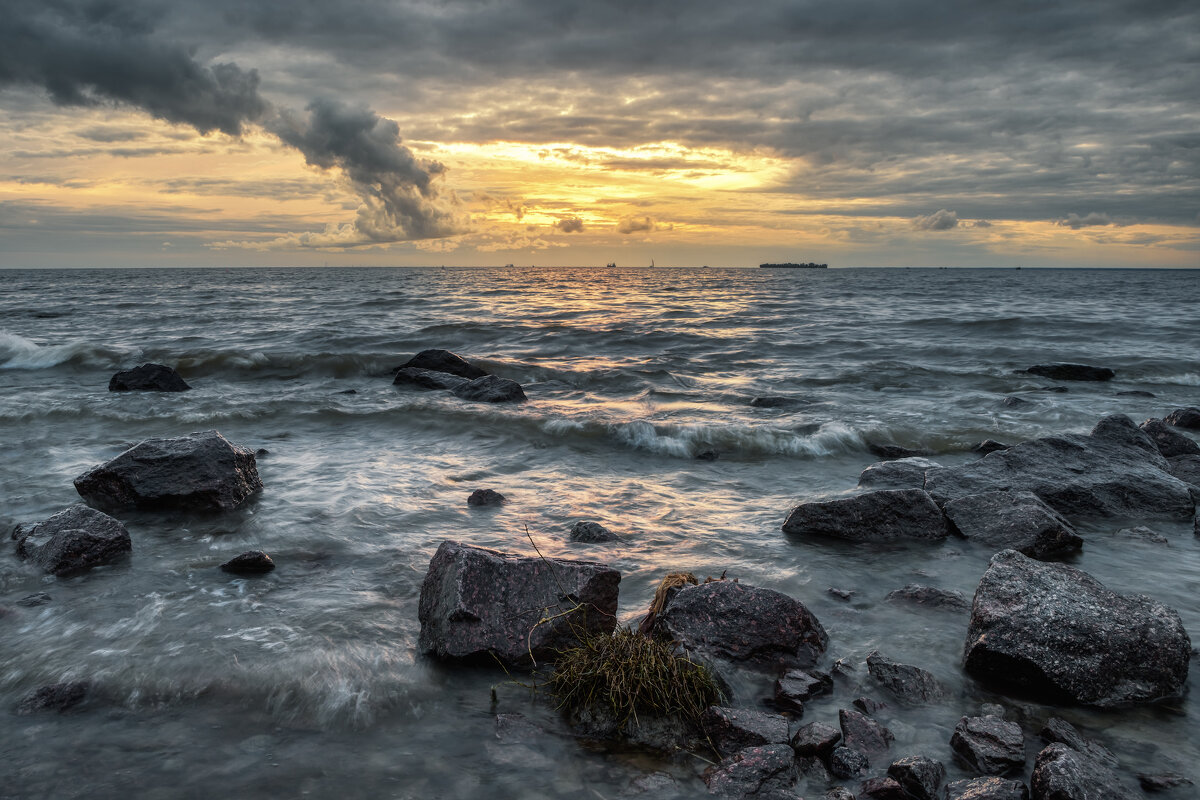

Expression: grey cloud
xmin=76 ymin=127 xmax=149 ymax=143
xmin=554 ymin=217 xmax=584 ymax=233
xmin=1056 ymin=212 xmax=1114 ymax=229
xmin=912 ymin=209 xmax=959 ymax=231
xmin=617 ymin=216 xmax=656 ymax=234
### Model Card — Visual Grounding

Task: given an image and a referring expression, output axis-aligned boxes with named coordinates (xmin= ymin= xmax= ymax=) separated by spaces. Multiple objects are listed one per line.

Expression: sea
xmin=1 ymin=266 xmax=1198 ymax=799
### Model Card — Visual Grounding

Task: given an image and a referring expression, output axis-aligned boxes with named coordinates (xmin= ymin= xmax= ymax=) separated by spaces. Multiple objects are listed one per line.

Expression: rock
xmin=1115 ymin=526 xmax=1168 ymax=545
xmin=973 ymin=440 xmax=1011 ymax=455
xmin=853 ymin=696 xmax=886 ymax=715
xmin=393 ymin=366 xmax=469 ymax=390
xmin=337 ymin=389 xmax=358 ymax=395
xmin=750 ymin=396 xmax=808 ymax=409
xmin=857 ymin=457 xmax=940 ymax=490
xmin=925 ymin=415 xmax=1195 ymax=520
xmin=823 ymin=790 xmax=855 ymax=800
xmin=655 ymin=581 xmax=828 ymax=671
xmin=950 ymin=715 xmax=1025 ymax=776
xmin=703 ymin=744 xmax=798 ymax=798
xmin=74 ymin=430 xmax=263 ymax=513
xmin=622 ymin=772 xmax=684 ymax=797
xmin=702 ymin=707 xmax=789 ymax=755
xmin=827 ymin=587 xmax=855 ymax=601
xmin=696 ymin=449 xmax=720 ymax=461
xmin=452 ymin=375 xmax=527 ymax=403
xmin=942 ymin=490 xmax=1083 ymax=559
xmin=220 ymin=551 xmax=275 ymax=574
xmin=417 ymin=540 xmax=619 ymax=666
xmin=944 ymin=777 xmax=1029 ymax=800
xmin=774 ymin=669 xmax=833 ymax=712
xmin=867 ymin=442 xmax=932 ymax=460
xmin=1030 ymin=743 xmax=1127 ymax=800
xmin=13 ymin=505 xmax=131 ymax=576
xmin=1137 ymin=772 xmax=1193 ymax=792
xmin=1168 ymin=455 xmax=1200 ymax=487
xmin=16 ymin=592 xmax=52 ymax=607
xmin=569 ymin=705 xmax=702 ymax=752
xmin=108 ymin=363 xmax=190 ymax=392
xmin=1140 ymin=418 xmax=1200 ymax=457
xmin=1002 ymin=396 xmax=1032 ymax=408
xmin=964 ymin=550 xmax=1191 ymax=707
xmin=782 ymin=489 xmax=950 ymax=542
xmin=1164 ymin=407 xmax=1200 ymax=429
xmin=829 ymin=746 xmax=870 ymax=778
xmin=396 ymin=349 xmax=488 ymax=380
xmin=886 ymin=755 xmax=945 ymax=800
xmin=980 ymin=703 xmax=1007 ymax=718
xmin=840 ymin=708 xmax=893 ymax=755
xmin=865 ymin=651 xmax=947 ymax=705
xmin=570 ymin=520 xmax=620 ymax=543
xmin=1036 ymin=386 xmax=1069 ymax=393
xmin=1021 ymin=364 xmax=1114 ymax=381
xmin=1039 ymin=718 xmax=1117 ymax=768
xmin=859 ymin=776 xmax=906 ymax=799
xmin=1116 ymin=390 xmax=1156 ymax=398
xmin=790 ymin=721 xmax=841 ymax=757
xmin=467 ymin=489 xmax=506 ymax=507
xmin=885 ymin=584 xmax=969 ymax=611
xmin=16 ymin=681 xmax=89 ymax=714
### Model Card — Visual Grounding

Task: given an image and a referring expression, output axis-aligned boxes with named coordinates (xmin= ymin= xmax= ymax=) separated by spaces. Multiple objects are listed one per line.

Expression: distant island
xmin=759 ymin=262 xmax=828 ymax=269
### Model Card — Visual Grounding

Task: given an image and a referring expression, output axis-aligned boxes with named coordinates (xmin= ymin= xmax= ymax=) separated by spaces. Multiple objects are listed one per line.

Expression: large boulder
xmin=655 ymin=581 xmax=828 ymax=671
xmin=74 ymin=430 xmax=262 ymax=513
xmin=701 ymin=707 xmax=789 ymax=755
xmin=840 ymin=708 xmax=893 ymax=756
xmin=925 ymin=415 xmax=1195 ymax=520
xmin=950 ymin=715 xmax=1025 ymax=776
xmin=942 ymin=491 xmax=1082 ymax=559
xmin=703 ymin=744 xmax=798 ymax=798
xmin=395 ymin=349 xmax=488 ymax=379
xmin=1020 ymin=364 xmax=1114 ymax=381
xmin=13 ymin=505 xmax=131 ymax=576
xmin=393 ymin=367 xmax=469 ymax=391
xmin=1168 ymin=455 xmax=1200 ymax=488
xmin=866 ymin=651 xmax=947 ymax=705
xmin=886 ymin=756 xmax=945 ymax=800
xmin=963 ymin=550 xmax=1191 ymax=707
xmin=1139 ymin=418 xmax=1200 ymax=458
xmin=1030 ymin=743 xmax=1127 ymax=800
xmin=782 ymin=489 xmax=950 ymax=542
xmin=417 ymin=540 xmax=619 ymax=666
xmin=857 ymin=458 xmax=940 ymax=490
xmin=1164 ymin=407 xmax=1200 ymax=429
xmin=108 ymin=363 xmax=191 ymax=392
xmin=452 ymin=375 xmax=527 ymax=403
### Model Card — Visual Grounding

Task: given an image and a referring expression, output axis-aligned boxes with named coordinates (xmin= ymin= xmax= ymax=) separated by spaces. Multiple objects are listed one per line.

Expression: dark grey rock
xmin=702 ymin=707 xmax=789 ymax=755
xmin=774 ymin=669 xmax=833 ymax=712
xmin=853 ymin=696 xmax=886 ymax=715
xmin=945 ymin=777 xmax=1029 ymax=800
xmin=782 ymin=489 xmax=950 ymax=542
xmin=860 ymin=776 xmax=906 ymax=799
xmin=750 ymin=396 xmax=809 ymax=409
xmin=1165 ymin=407 xmax=1200 ymax=429
xmin=867 ymin=442 xmax=933 ymax=460
xmin=828 ymin=587 xmax=855 ymax=601
xmin=964 ymin=550 xmax=1191 ymax=707
xmin=1140 ymin=418 xmax=1200 ymax=458
xmin=696 ymin=449 xmax=720 ymax=461
xmin=570 ymin=520 xmax=620 ymax=543
xmin=452 ymin=374 xmax=527 ymax=403
xmin=220 ymin=551 xmax=275 ymax=574
xmin=857 ymin=457 xmax=940 ymax=490
xmin=865 ymin=651 xmax=947 ymax=705
xmin=1039 ymin=718 xmax=1117 ymax=768
xmin=1168 ymin=455 xmax=1200 ymax=487
xmin=16 ymin=681 xmax=89 ymax=714
xmin=973 ymin=440 xmax=1012 ymax=455
xmin=980 ymin=703 xmax=1007 ymax=718
xmin=622 ymin=772 xmax=684 ymax=798
xmin=823 ymin=789 xmax=855 ymax=800
xmin=494 ymin=712 xmax=545 ymax=743
xmin=885 ymin=584 xmax=969 ymax=611
xmin=829 ymin=746 xmax=870 ymax=778
xmin=1137 ymin=772 xmax=1193 ymax=792
xmin=417 ymin=540 xmax=619 ymax=666
xmin=840 ymin=708 xmax=893 ymax=755
xmin=790 ymin=721 xmax=841 ymax=757
xmin=1031 ymin=743 xmax=1127 ymax=800
xmin=108 ymin=363 xmax=190 ymax=392
xmin=1002 ymin=396 xmax=1033 ymax=408
xmin=13 ymin=505 xmax=131 ymax=576
xmin=950 ymin=715 xmax=1025 ymax=776
xmin=74 ymin=430 xmax=263 ymax=513
xmin=1116 ymin=390 xmax=1156 ymax=398
xmin=16 ymin=592 xmax=51 ymax=607
xmin=569 ymin=705 xmax=702 ymax=752
xmin=703 ymin=744 xmax=798 ymax=798
xmin=886 ymin=755 xmax=945 ymax=800
xmin=943 ymin=490 xmax=1082 ymax=559
xmin=1116 ymin=526 xmax=1168 ymax=545
xmin=925 ymin=415 xmax=1195 ymax=520
xmin=1021 ymin=364 xmax=1114 ymax=381
xmin=393 ymin=366 xmax=469 ymax=390
xmin=467 ymin=489 xmax=506 ymax=507
xmin=656 ymin=581 xmax=828 ymax=671
xmin=396 ymin=349 xmax=488 ymax=379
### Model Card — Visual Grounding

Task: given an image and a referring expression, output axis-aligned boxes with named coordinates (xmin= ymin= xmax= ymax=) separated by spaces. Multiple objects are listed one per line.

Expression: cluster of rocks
xmin=393 ymin=348 xmax=526 ymax=403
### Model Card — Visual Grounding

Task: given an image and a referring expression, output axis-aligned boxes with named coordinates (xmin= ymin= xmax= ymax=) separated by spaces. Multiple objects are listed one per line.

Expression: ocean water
xmin=1 ymin=266 xmax=1197 ymax=799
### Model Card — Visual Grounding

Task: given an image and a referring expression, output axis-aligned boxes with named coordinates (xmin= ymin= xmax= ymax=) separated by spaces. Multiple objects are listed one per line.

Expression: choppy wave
xmin=0 ymin=331 xmax=130 ymax=370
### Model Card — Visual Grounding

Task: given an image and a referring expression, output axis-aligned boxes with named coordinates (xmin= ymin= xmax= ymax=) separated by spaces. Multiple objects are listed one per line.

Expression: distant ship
xmin=605 ymin=261 xmax=617 ymax=268
xmin=759 ymin=262 xmax=828 ymax=269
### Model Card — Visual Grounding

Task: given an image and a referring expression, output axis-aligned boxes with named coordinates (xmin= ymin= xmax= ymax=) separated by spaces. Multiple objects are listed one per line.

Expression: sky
xmin=1 ymin=0 xmax=1198 ymax=268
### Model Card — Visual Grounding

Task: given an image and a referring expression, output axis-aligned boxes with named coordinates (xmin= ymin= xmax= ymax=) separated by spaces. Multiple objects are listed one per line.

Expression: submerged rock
xmin=417 ymin=540 xmax=619 ymax=666
xmin=1164 ymin=407 xmax=1200 ymax=429
xmin=886 ymin=584 xmax=970 ymax=611
xmin=866 ymin=651 xmax=947 ymax=705
xmin=887 ymin=755 xmax=946 ymax=800
xmin=656 ymin=581 xmax=828 ymax=671
xmin=1137 ymin=772 xmax=1193 ymax=793
xmin=1031 ymin=743 xmax=1127 ymax=800
xmin=867 ymin=442 xmax=933 ymax=460
xmin=570 ymin=520 xmax=621 ymax=543
xmin=1021 ymin=364 xmax=1114 ymax=381
xmin=16 ymin=592 xmax=52 ymax=607
xmin=973 ymin=440 xmax=1012 ymax=455
xmin=396 ymin=349 xmax=488 ymax=380
xmin=703 ymin=744 xmax=798 ymax=798
xmin=944 ymin=777 xmax=1029 ymax=800
xmin=857 ymin=457 xmax=940 ymax=490
xmin=1140 ymin=418 xmax=1200 ymax=458
xmin=1167 ymin=455 xmax=1200 ymax=488
xmin=942 ymin=490 xmax=1082 ymax=559
xmin=220 ymin=551 xmax=275 ymax=574
xmin=108 ymin=363 xmax=191 ymax=392
xmin=74 ymin=430 xmax=262 ymax=513
xmin=13 ymin=505 xmax=131 ymax=576
xmin=467 ymin=489 xmax=506 ymax=507
xmin=782 ymin=489 xmax=950 ymax=542
xmin=452 ymin=375 xmax=527 ymax=403
xmin=749 ymin=396 xmax=809 ymax=409
xmin=16 ymin=681 xmax=90 ymax=714
xmin=393 ymin=367 xmax=469 ymax=391
xmin=950 ymin=715 xmax=1025 ymax=776
xmin=701 ymin=707 xmax=789 ymax=755
xmin=963 ymin=550 xmax=1191 ymax=707
xmin=840 ymin=708 xmax=893 ymax=755
xmin=1039 ymin=717 xmax=1117 ymax=769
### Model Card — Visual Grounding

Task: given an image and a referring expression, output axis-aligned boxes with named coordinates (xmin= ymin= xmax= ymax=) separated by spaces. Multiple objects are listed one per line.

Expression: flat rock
xmin=840 ymin=708 xmax=893 ymax=755
xmin=1031 ymin=743 xmax=1127 ymax=800
xmin=789 ymin=721 xmax=841 ymax=757
xmin=1021 ymin=364 xmax=1114 ymax=381
xmin=393 ymin=366 xmax=469 ymax=390
xmin=74 ymin=430 xmax=262 ymax=513
xmin=452 ymin=374 xmax=527 ymax=403
xmin=1167 ymin=455 xmax=1200 ymax=488
xmin=866 ymin=651 xmax=947 ymax=705
xmin=867 ymin=442 xmax=933 ymax=460
xmin=396 ymin=349 xmax=488 ymax=379
xmin=925 ymin=415 xmax=1195 ymax=520
xmin=774 ymin=668 xmax=832 ymax=713
xmin=656 ymin=581 xmax=828 ymax=671
xmin=417 ymin=540 xmax=619 ymax=666
xmin=963 ymin=550 xmax=1191 ymax=707
xmin=1164 ymin=407 xmax=1200 ymax=429
xmin=467 ymin=489 xmax=506 ymax=507
xmin=782 ymin=489 xmax=950 ymax=542
xmin=16 ymin=681 xmax=90 ymax=714
xmin=702 ymin=707 xmax=789 ymax=755
xmin=886 ymin=584 xmax=969 ymax=611
xmin=220 ymin=551 xmax=275 ymax=574
xmin=703 ymin=744 xmax=798 ymax=798
xmin=829 ymin=745 xmax=870 ymax=779
xmin=1140 ymin=418 xmax=1200 ymax=458
xmin=943 ymin=490 xmax=1082 ymax=559
xmin=570 ymin=520 xmax=620 ymax=543
xmin=887 ymin=755 xmax=946 ymax=800
xmin=950 ymin=715 xmax=1025 ymax=776
xmin=945 ymin=777 xmax=1029 ymax=800
xmin=13 ymin=505 xmax=131 ymax=576
xmin=857 ymin=457 xmax=940 ymax=490
xmin=108 ymin=363 xmax=191 ymax=392
xmin=1039 ymin=717 xmax=1117 ymax=768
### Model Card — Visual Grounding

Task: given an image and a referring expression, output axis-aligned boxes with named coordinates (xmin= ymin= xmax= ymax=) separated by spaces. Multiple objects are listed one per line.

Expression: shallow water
xmin=1 ymin=266 xmax=1198 ymax=798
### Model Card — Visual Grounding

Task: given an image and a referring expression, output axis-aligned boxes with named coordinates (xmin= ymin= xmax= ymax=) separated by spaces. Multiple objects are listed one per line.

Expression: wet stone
xmin=569 ymin=520 xmax=621 ymax=543
xmin=823 ymin=790 xmax=855 ymax=800
xmin=840 ymin=708 xmax=893 ymax=755
xmin=827 ymin=587 xmax=855 ymax=601
xmin=1140 ymin=418 xmax=1200 ymax=458
xmin=393 ymin=366 xmax=469 ymax=391
xmin=1039 ymin=717 xmax=1117 ymax=768
xmin=1164 ymin=407 xmax=1200 ymax=430
xmin=782 ymin=489 xmax=951 ymax=542
xmin=1021 ymin=363 xmax=1114 ymax=381
xmin=973 ymin=440 xmax=1011 ymax=455
xmin=1115 ymin=526 xmax=1168 ymax=545
xmin=396 ymin=349 xmax=488 ymax=380
xmin=789 ymin=721 xmax=841 ymax=758
xmin=13 ymin=504 xmax=132 ymax=576
xmin=220 ymin=551 xmax=275 ymax=574
xmin=1167 ymin=454 xmax=1200 ymax=487
xmin=622 ymin=772 xmax=684 ymax=797
xmin=885 ymin=584 xmax=969 ymax=611
xmin=16 ymin=681 xmax=89 ymax=715
xmin=1137 ymin=772 xmax=1193 ymax=793
xmin=944 ymin=777 xmax=1029 ymax=800
xmin=829 ymin=745 xmax=870 ymax=779
xmin=701 ymin=706 xmax=789 ymax=755
xmin=857 ymin=457 xmax=940 ymax=490
xmin=859 ymin=776 xmax=906 ymax=799
xmin=886 ymin=755 xmax=945 ymax=800
xmin=16 ymin=592 xmax=52 ymax=607
xmin=950 ymin=715 xmax=1025 ymax=776
xmin=853 ymin=696 xmax=886 ymax=715
xmin=1031 ymin=743 xmax=1128 ymax=800
xmin=774 ymin=668 xmax=833 ymax=713
xmin=703 ymin=744 xmax=798 ymax=798
xmin=467 ymin=489 xmax=506 ymax=507
xmin=942 ymin=490 xmax=1083 ymax=560
xmin=867 ymin=442 xmax=933 ymax=460
xmin=108 ymin=363 xmax=190 ymax=392
xmin=866 ymin=651 xmax=947 ymax=706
